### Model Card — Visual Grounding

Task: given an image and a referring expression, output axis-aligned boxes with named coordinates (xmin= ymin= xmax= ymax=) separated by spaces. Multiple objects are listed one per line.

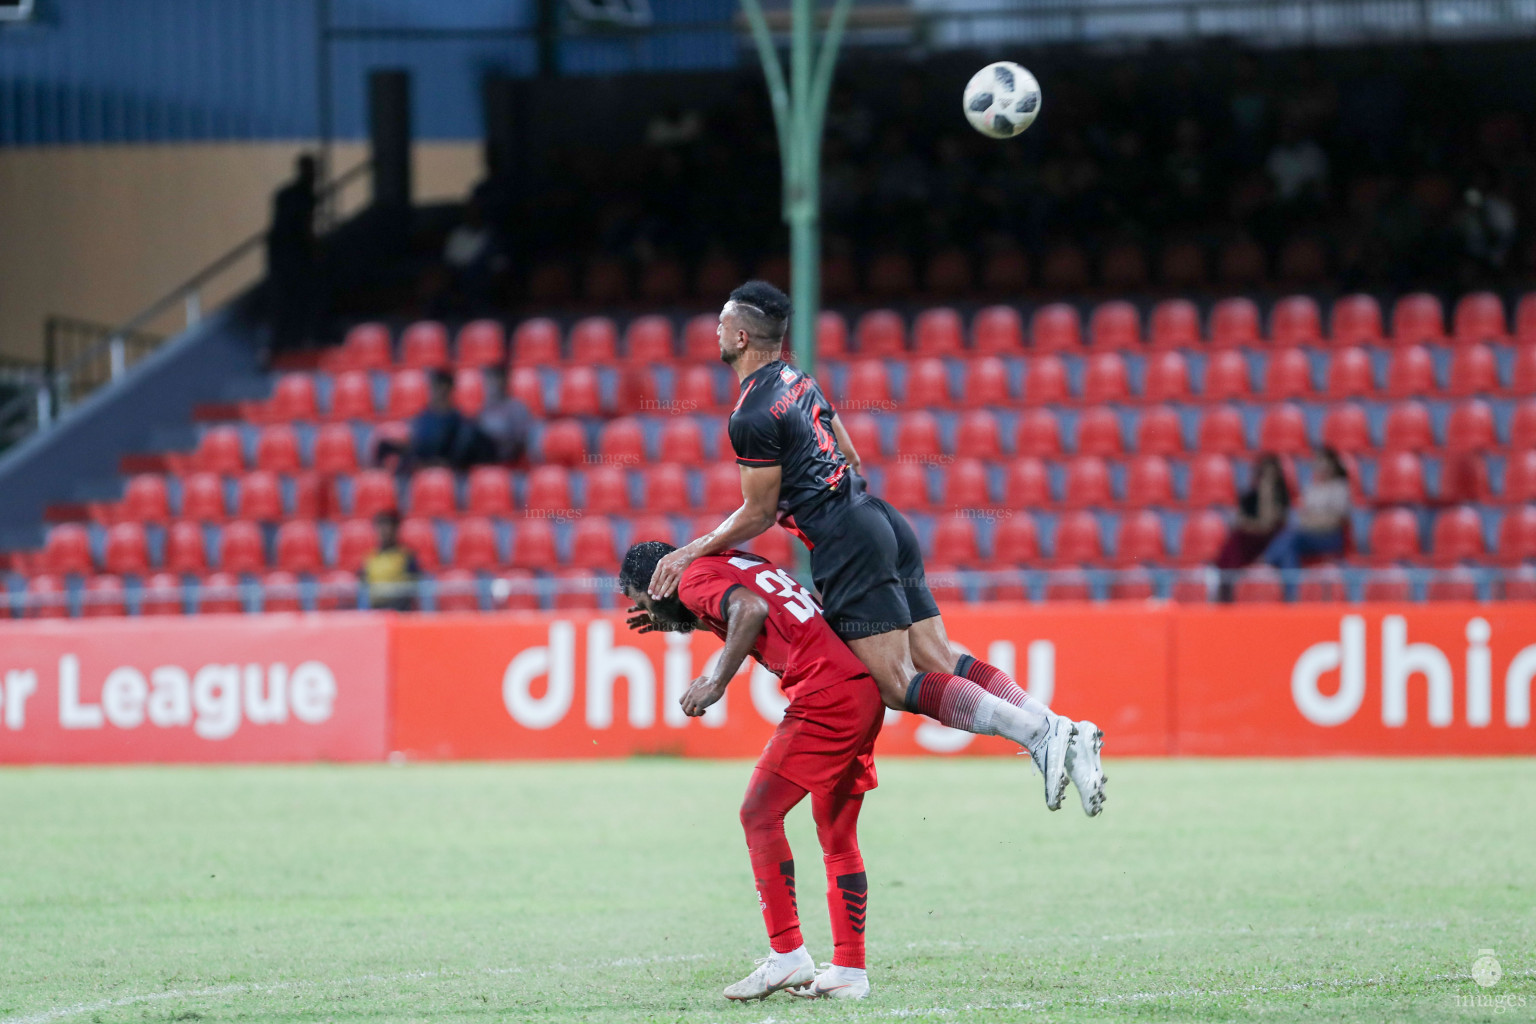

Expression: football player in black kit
xmin=647 ymin=281 xmax=1106 ymax=816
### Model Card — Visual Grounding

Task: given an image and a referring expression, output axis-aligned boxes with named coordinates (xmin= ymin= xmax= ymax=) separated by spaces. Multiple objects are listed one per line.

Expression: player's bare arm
xmin=829 ymin=413 xmax=860 ymax=475
xmin=680 ymin=588 xmax=770 ymax=717
xmin=648 ymin=464 xmax=781 ymax=599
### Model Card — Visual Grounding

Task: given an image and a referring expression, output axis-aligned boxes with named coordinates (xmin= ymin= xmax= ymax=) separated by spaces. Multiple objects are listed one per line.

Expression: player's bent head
xmin=619 ymin=540 xmax=696 ymax=628
xmin=721 ymin=280 xmax=791 ymax=360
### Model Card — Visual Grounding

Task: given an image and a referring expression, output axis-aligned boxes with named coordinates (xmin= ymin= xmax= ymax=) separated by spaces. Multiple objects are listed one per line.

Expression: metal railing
xmin=0 ymin=159 xmax=372 ymax=453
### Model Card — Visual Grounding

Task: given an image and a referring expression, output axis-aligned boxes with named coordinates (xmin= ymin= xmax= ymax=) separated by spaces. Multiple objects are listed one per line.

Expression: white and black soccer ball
xmin=962 ymin=61 xmax=1041 ymax=140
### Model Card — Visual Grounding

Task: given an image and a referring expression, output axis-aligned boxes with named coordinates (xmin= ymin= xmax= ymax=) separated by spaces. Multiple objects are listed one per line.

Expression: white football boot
xmin=1064 ymin=719 xmax=1107 ymax=817
xmin=787 ymin=964 xmax=870 ymax=1000
xmin=1029 ymin=715 xmax=1077 ymax=811
xmin=722 ymin=945 xmax=815 ymax=1001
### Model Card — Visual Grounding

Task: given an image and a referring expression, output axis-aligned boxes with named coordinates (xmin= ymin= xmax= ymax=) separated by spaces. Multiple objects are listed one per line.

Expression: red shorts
xmin=755 ymin=674 xmax=884 ymax=798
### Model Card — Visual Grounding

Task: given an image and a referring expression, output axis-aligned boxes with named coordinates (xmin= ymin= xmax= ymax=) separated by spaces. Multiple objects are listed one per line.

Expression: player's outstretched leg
xmin=727 ymin=769 xmax=817 ymax=1001
xmin=790 ymin=789 xmax=871 ymax=1000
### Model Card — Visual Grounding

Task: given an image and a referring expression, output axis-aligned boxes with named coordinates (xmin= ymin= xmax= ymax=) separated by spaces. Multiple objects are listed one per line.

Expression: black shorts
xmin=797 ymin=489 xmax=941 ymax=641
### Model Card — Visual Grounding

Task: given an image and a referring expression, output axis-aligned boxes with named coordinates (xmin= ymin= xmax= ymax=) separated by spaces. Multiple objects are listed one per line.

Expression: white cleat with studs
xmin=786 ymin=964 xmax=870 ymax=1000
xmin=722 ymin=946 xmax=815 ymax=1001
xmin=1064 ymin=719 xmax=1107 ymax=817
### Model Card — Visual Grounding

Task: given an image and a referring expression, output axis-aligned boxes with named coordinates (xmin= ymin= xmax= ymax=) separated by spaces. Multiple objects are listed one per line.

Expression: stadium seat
xmin=80 ymin=575 xmax=126 ymax=618
xmin=180 ymin=472 xmax=228 ymax=521
xmin=217 ymin=520 xmax=266 ymax=573
xmin=993 ymin=513 xmax=1041 ymax=563
xmin=1031 ymin=304 xmax=1082 ymax=353
xmin=1063 ymin=456 xmax=1112 ymax=507
xmin=881 ymin=462 xmax=930 ymax=509
xmin=1330 ymin=294 xmax=1384 ymax=347
xmin=640 ymin=464 xmax=691 ymax=514
xmin=962 ymin=357 xmax=1011 ymax=405
xmin=1139 ymin=351 xmax=1191 ymax=406
xmin=527 ymin=264 xmax=574 ymax=307
xmin=981 ymin=247 xmax=1030 ymax=293
xmin=525 ymin=466 xmax=573 ymax=513
xmin=1270 ymin=296 xmax=1323 ymax=347
xmin=489 ymin=568 xmax=539 ymax=611
xmin=1003 ymin=458 xmax=1051 ymax=507
xmin=326 ymin=371 xmax=376 ymax=421
xmin=972 ymin=305 xmax=1025 ymax=354
xmin=163 ymin=521 xmax=209 ymax=575
xmin=1015 ymin=411 xmax=1065 ymax=461
xmin=954 ymin=410 xmax=1003 ymax=461
xmin=1109 ymin=566 xmax=1157 ymax=601
xmin=1385 ymin=344 xmax=1436 ymax=398
xmin=1425 ymin=567 xmax=1479 ymax=602
xmin=1101 ymin=243 xmax=1149 ymax=291
xmin=461 ymin=466 xmax=512 ymax=518
xmin=193 ymin=572 xmax=243 ymax=614
xmin=569 ymin=517 xmax=619 ymax=569
xmin=1178 ymin=509 xmax=1228 ymax=564
xmin=930 ymin=517 xmax=979 ymax=565
xmin=430 ymin=568 xmax=479 ymax=612
xmin=1043 ymin=570 xmax=1093 ymax=602
xmin=1159 ymin=241 xmax=1207 ymax=290
xmin=1024 ymin=355 xmax=1071 ymax=405
xmin=400 ymin=321 xmax=450 ymax=370
xmin=845 ymin=360 xmax=892 ymax=407
xmin=1368 ymin=508 xmax=1421 ymax=563
xmin=1453 ymin=291 xmax=1508 ymax=344
xmin=1511 ymin=399 xmax=1536 ymax=450
xmin=659 ymin=418 xmax=708 ymax=466
xmin=254 ymin=425 xmax=303 ymax=475
xmin=1277 ymin=236 xmax=1328 ymax=285
xmin=1447 ymin=344 xmax=1498 ymax=397
xmin=624 ymin=315 xmax=675 ymax=363
xmin=1325 ymin=346 xmax=1375 ymax=399
xmin=1210 ymin=297 xmax=1262 ymax=348
xmin=1431 ymin=506 xmax=1486 ymax=565
xmin=1391 ymin=293 xmax=1446 ymax=346
xmin=25 ymin=573 xmax=69 ymax=618
xmin=1082 ymin=353 xmax=1130 ymax=405
xmin=540 ymin=419 xmax=589 ymax=467
xmin=1148 ymin=299 xmax=1200 ymax=350
xmin=941 ymin=458 xmax=993 ymax=509
xmin=266 ymin=373 xmax=320 ymax=422
xmin=1197 ymin=407 xmax=1247 ymax=455
xmin=1497 ymin=506 xmax=1536 ymax=563
xmin=702 ymin=462 xmax=742 ymax=511
xmin=855 ymin=310 xmax=905 ymax=357
xmin=1440 ymin=453 xmax=1491 ymax=505
xmin=398 ymin=516 xmax=441 ymax=571
xmin=340 ymin=323 xmax=392 ymax=371
xmin=1258 ymin=404 xmax=1310 ymax=455
xmin=1374 ymin=451 xmax=1427 ymax=504
xmin=1233 ymin=567 xmax=1284 ymax=603
xmin=1504 ymin=340 xmax=1536 ymax=394
xmin=551 ymin=566 xmax=603 ymax=608
xmin=1322 ymin=404 xmax=1372 ymax=454
xmin=1296 ymin=565 xmax=1348 ymax=602
xmin=570 ymin=318 xmax=619 ymax=364
xmin=639 ymin=259 xmax=686 ymax=304
xmin=101 ymin=522 xmax=149 ymax=576
xmin=673 ymin=365 xmax=723 ymax=412
xmin=407 ymin=468 xmax=458 ymax=517
xmin=914 ymin=308 xmax=963 ymax=356
xmin=139 ymin=572 xmax=185 ymax=616
xmin=235 ymin=470 xmax=284 ymax=522
xmin=513 ymin=318 xmax=562 ymax=364
xmin=1203 ymin=350 xmax=1252 ymax=401
xmin=1502 ymin=450 xmax=1536 ymax=504
xmin=308 ymin=568 xmax=357 ymax=611
xmin=582 ymin=465 xmax=630 ymax=515
xmin=866 ymin=252 xmax=915 ymax=299
xmin=1265 ymin=348 xmax=1315 ymax=400
xmin=1186 ymin=453 xmax=1237 ymax=508
xmin=1122 ymin=455 xmax=1173 ymax=508
xmin=1075 ymin=407 xmax=1123 ymax=457
xmin=841 ymin=413 xmax=884 ymax=462
xmin=453 ymin=367 xmax=487 ymax=416
xmin=680 ymin=314 xmax=719 ymax=363
xmin=312 ymin=424 xmax=359 ymax=475
xmin=923 ymin=248 xmax=973 ymax=296
xmin=1114 ymin=509 xmax=1166 ymax=565
xmin=1041 ymin=244 xmax=1090 ymax=292
xmin=1053 ymin=511 xmax=1104 ymax=564
xmin=510 ymin=367 xmax=546 ymax=416
xmin=905 ymin=358 xmax=952 ymax=408
xmin=748 ymin=527 xmax=795 ymax=566
xmin=122 ymin=474 xmax=172 ymax=524
xmin=350 ymin=470 xmax=398 ymax=518
xmin=274 ymin=520 xmax=324 ymax=574
xmin=190 ymin=426 xmax=246 ymax=475
xmin=1445 ymin=400 xmax=1496 ymax=453
xmin=597 ymin=417 xmax=647 ymax=465
xmin=1382 ymin=402 xmax=1433 ymax=453
xmin=385 ymin=370 xmax=430 ymax=420
xmin=1089 ymin=301 xmax=1140 ymax=350
xmin=455 ymin=320 xmax=506 ymax=368
xmin=1135 ymin=406 xmax=1184 ymax=455
xmin=334 ymin=519 xmax=377 ymax=572
xmin=452 ymin=517 xmax=500 ymax=571
xmin=817 ymin=311 xmax=849 ymax=359
xmin=895 ymin=412 xmax=943 ymax=461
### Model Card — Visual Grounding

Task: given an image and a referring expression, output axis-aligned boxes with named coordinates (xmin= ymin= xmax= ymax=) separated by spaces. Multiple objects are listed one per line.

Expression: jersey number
xmin=730 ymin=557 xmax=821 ymax=623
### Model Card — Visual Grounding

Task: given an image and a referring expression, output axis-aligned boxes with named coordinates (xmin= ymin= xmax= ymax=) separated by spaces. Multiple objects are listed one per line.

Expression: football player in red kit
xmin=620 ymin=539 xmax=880 ymax=1001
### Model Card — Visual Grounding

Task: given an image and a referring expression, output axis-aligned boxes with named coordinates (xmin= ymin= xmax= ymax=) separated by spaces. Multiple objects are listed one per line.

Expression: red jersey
xmin=677 ymin=550 xmax=871 ymax=699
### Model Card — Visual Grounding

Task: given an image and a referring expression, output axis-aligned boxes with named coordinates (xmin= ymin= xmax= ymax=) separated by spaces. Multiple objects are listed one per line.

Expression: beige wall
xmin=0 ymin=141 xmax=482 ymax=361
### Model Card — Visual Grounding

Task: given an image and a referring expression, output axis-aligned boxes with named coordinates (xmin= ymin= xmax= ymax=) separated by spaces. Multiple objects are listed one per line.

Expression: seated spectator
xmin=473 ymin=366 xmax=532 ymax=465
xmin=361 ymin=511 xmax=419 ymax=611
xmin=1261 ymin=448 xmax=1351 ymax=570
xmin=410 ymin=371 xmax=479 ymax=470
xmin=1217 ymin=454 xmax=1290 ymax=569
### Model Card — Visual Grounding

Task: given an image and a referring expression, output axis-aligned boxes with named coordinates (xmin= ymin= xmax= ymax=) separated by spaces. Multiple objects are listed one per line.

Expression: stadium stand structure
xmin=4 ymin=290 xmax=1536 ymax=614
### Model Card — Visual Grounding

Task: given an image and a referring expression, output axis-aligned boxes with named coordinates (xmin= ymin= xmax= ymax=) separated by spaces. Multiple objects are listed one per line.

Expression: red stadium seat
xmin=340 ymin=323 xmax=392 ymax=371
xmin=217 ymin=520 xmax=266 ymax=574
xmin=313 ymin=423 xmax=359 ymax=475
xmin=1277 ymin=236 xmax=1328 ymax=285
xmin=1016 ymin=409 xmax=1063 ymax=459
xmin=855 ymin=310 xmax=905 ymax=357
xmin=914 ymin=309 xmax=963 ymax=356
xmin=334 ymin=519 xmax=378 ymax=572
xmin=310 ymin=568 xmax=358 ymax=610
xmin=1453 ymin=291 xmax=1508 ymax=344
xmin=1503 ymin=451 xmax=1536 ymax=504
xmin=1178 ymin=509 xmax=1228 ymax=564
xmin=102 ymin=522 xmax=149 ymax=576
xmin=1109 ymin=566 xmax=1157 ymax=601
xmin=254 ymin=425 xmax=303 ymax=474
xmin=881 ymin=462 xmax=930 ymax=509
xmin=350 ymin=470 xmax=398 ymax=518
xmin=954 ymin=410 xmax=1002 ymax=461
xmin=463 ymin=466 xmax=512 ymax=517
xmin=1187 ymin=453 xmax=1238 ymax=508
xmin=597 ymin=417 xmax=647 ymax=465
xmin=1041 ymin=244 xmax=1090 ymax=292
xmin=164 ymin=521 xmax=208 ymax=575
xmin=1063 ymin=456 xmax=1112 ymax=508
xmin=973 ymin=305 xmax=1024 ymax=354
xmin=1135 ymin=406 xmax=1184 ymax=455
xmin=1082 ymin=353 xmax=1130 ymax=405
xmin=817 ymin=312 xmax=848 ymax=359
xmin=180 ymin=472 xmax=228 ymax=522
xmin=682 ymin=314 xmax=720 ymax=363
xmin=1075 ymin=407 xmax=1122 ymax=457
xmin=1003 ymin=458 xmax=1050 ymax=507
xmin=540 ymin=419 xmax=589 ymax=467
xmin=582 ymin=466 xmax=630 ymax=515
xmin=452 ymin=517 xmax=500 ymax=571
xmin=1031 ymin=304 xmax=1082 ymax=353
xmin=866 ymin=252 xmax=915 ymax=299
xmin=525 ymin=466 xmax=573 ymax=513
xmin=556 ymin=366 xmax=603 ymax=417
xmin=1114 ymin=509 xmax=1166 ymax=565
xmin=326 ymin=371 xmax=376 ymax=421
xmin=1431 ymin=506 xmax=1486 ymax=565
xmin=266 ymin=374 xmax=320 ymax=422
xmin=1159 ymin=241 xmax=1207 ymax=291
xmin=569 ymin=517 xmax=619 ymax=569
xmin=1101 ymin=243 xmax=1149 ymax=291
xmin=274 ymin=520 xmax=324 ymax=574
xmin=1265 ymin=348 xmax=1315 ymax=400
xmin=614 ymin=366 xmax=659 ymax=416
xmin=1053 ymin=511 xmax=1104 ymax=564
xmin=981 ymin=248 xmax=1030 ymax=294
xmin=1196 ymin=407 xmax=1247 ymax=455
xmin=1024 ymin=355 xmax=1071 ymax=405
xmin=1383 ymin=402 xmax=1434 ymax=452
xmin=1375 ymin=451 xmax=1427 ymax=504
xmin=673 ymin=365 xmax=723 ymax=413
xmin=1233 ymin=567 xmax=1284 ymax=603
xmin=905 ymin=358 xmax=952 ymax=408
xmin=491 ymin=568 xmax=539 ymax=611
xmin=433 ymin=569 xmax=480 ymax=612
xmin=453 ymin=367 xmax=487 ymax=416
xmin=81 ymin=575 xmax=127 ymax=618
xmin=1446 ymin=400 xmax=1497 ymax=453
xmin=140 ymin=572 xmax=184 ymax=616
xmin=1124 ymin=455 xmax=1174 ymax=508
xmin=191 ymin=426 xmax=246 ymax=475
xmin=1511 ymin=399 xmax=1536 ymax=450
xmin=407 ymin=468 xmax=458 ymax=517
xmin=1203 ymin=350 xmax=1252 ymax=401
xmin=624 ymin=315 xmax=675 ymax=363
xmin=570 ymin=318 xmax=619 ymax=364
xmin=1447 ymin=344 xmax=1499 ymax=397
xmin=1497 ymin=507 xmax=1536 ymax=564
xmin=456 ymin=320 xmax=506 ymax=368
xmin=1149 ymin=299 xmax=1200 ymax=350
xmin=1141 ymin=351 xmax=1192 ymax=405
xmin=1325 ymin=346 xmax=1375 ymax=399
xmin=513 ymin=318 xmax=562 ymax=364
xmin=962 ymin=357 xmax=1010 ymax=406
xmin=1270 ymin=296 xmax=1323 ymax=348
xmin=658 ymin=418 xmax=707 ymax=466
xmin=930 ymin=517 xmax=980 ymax=565
xmin=196 ymin=571 xmax=245 ymax=614
xmin=235 ymin=470 xmax=284 ymax=522
xmin=122 ymin=474 xmax=171 ymax=524
xmin=1441 ymin=453 xmax=1491 ymax=505
xmin=941 ymin=458 xmax=993 ymax=509
xmin=1331 ymin=294 xmax=1384 ymax=347
xmin=398 ymin=516 xmax=441 ymax=571
xmin=841 ymin=412 xmax=884 ymax=463
xmin=895 ymin=411 xmax=943 ymax=461
xmin=26 ymin=573 xmax=69 ymax=618
xmin=385 ymin=370 xmax=430 ymax=420
xmin=1322 ymin=404 xmax=1372 ymax=454
xmin=1296 ymin=565 xmax=1348 ymax=603
xmin=748 ymin=527 xmax=796 ymax=566
xmin=1089 ymin=301 xmax=1141 ymax=350
xmin=639 ymin=259 xmax=686 ymax=304
xmin=641 ymin=464 xmax=691 ymax=514
xmin=1368 ymin=508 xmax=1421 ymax=562
xmin=1043 ymin=570 xmax=1093 ymax=602
xmin=1426 ymin=567 xmax=1479 ymax=602
xmin=845 ymin=360 xmax=892 ymax=408
xmin=1385 ymin=344 xmax=1436 ymax=398
xmin=993 ymin=513 xmax=1041 ymax=563
xmin=1258 ymin=404 xmax=1309 ymax=456
xmin=1391 ymin=293 xmax=1446 ymax=346
xmin=702 ymin=462 xmax=742 ymax=511
xmin=1210 ymin=297 xmax=1261 ymax=348
xmin=400 ymin=321 xmax=450 ymax=370
xmin=923 ymin=248 xmax=973 ymax=297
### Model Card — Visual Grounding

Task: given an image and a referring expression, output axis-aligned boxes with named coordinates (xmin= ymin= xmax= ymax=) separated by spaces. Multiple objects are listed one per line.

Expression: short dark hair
xmin=619 ymin=540 xmax=677 ymax=595
xmin=1317 ymin=445 xmax=1347 ymax=479
xmin=430 ymin=369 xmax=455 ymax=391
xmin=728 ymin=280 xmax=791 ymax=345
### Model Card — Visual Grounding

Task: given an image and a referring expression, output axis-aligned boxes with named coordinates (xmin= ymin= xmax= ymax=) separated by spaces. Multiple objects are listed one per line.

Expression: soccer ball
xmin=962 ymin=62 xmax=1041 ymax=139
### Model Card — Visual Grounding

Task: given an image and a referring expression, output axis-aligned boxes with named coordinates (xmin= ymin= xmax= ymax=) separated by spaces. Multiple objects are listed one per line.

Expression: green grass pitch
xmin=2 ymin=758 xmax=1532 ymax=1023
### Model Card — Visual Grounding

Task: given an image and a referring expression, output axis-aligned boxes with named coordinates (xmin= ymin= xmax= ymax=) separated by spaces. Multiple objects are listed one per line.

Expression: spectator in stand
xmin=409 ymin=371 xmax=479 ymax=470
xmin=1217 ymin=454 xmax=1291 ymax=570
xmin=435 ymin=200 xmax=507 ymax=313
xmin=1261 ymin=448 xmax=1352 ymax=570
xmin=474 ymin=365 xmax=532 ymax=465
xmin=1266 ymin=117 xmax=1330 ymax=209
xmin=1458 ymin=169 xmax=1519 ymax=275
xmin=361 ymin=511 xmax=419 ymax=611
xmin=266 ymin=153 xmax=319 ymax=356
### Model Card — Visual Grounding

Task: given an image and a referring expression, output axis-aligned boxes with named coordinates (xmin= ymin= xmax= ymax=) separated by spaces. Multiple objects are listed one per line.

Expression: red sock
xmin=740 ymin=768 xmax=808 ymax=953
xmin=814 ymin=791 xmax=867 ymax=969
xmin=956 ymin=653 xmax=1029 ymax=707
xmin=904 ymin=671 xmax=997 ymax=733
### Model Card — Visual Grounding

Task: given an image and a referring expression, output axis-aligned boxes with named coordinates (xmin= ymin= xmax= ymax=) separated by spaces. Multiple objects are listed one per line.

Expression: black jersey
xmin=728 ymin=359 xmax=850 ymax=526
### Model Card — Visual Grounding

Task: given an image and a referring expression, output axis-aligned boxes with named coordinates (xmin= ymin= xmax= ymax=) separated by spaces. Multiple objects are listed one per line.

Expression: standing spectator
xmin=267 ymin=154 xmax=319 ymax=355
xmin=361 ymin=511 xmax=419 ymax=611
xmin=474 ymin=366 xmax=532 ymax=465
xmin=1216 ymin=455 xmax=1291 ymax=569
xmin=1261 ymin=448 xmax=1352 ymax=569
xmin=1266 ymin=118 xmax=1330 ymax=208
